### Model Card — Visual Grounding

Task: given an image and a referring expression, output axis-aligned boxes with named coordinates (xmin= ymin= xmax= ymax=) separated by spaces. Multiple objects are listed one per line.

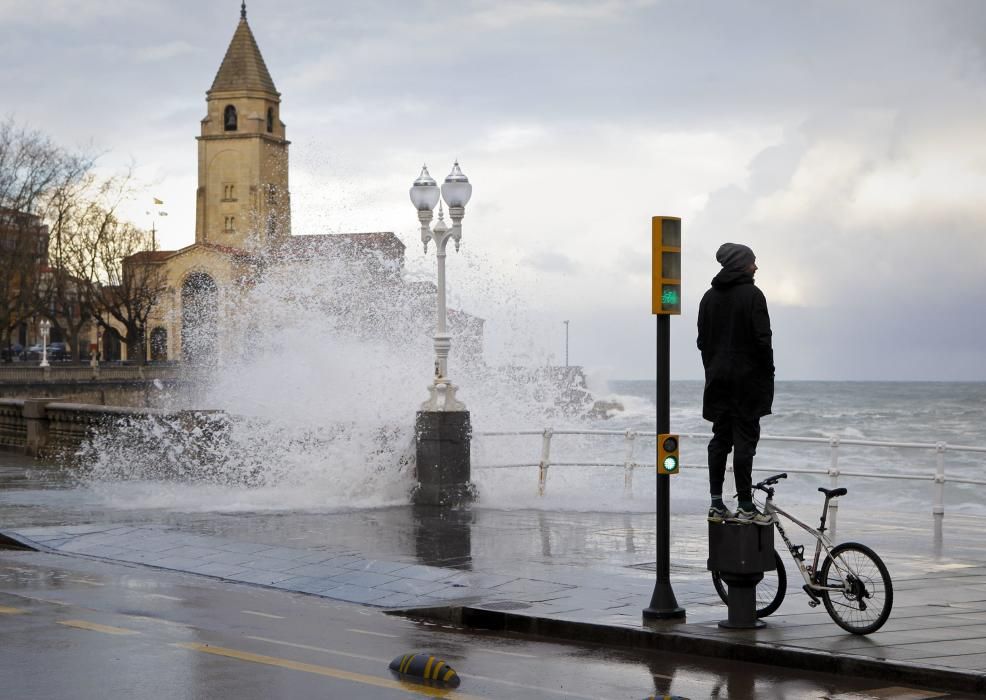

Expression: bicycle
xmin=710 ymin=473 xmax=894 ymax=635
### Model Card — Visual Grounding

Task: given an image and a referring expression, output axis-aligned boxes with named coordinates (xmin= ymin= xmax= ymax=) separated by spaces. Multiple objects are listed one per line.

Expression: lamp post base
xmin=413 ymin=410 xmax=476 ymax=507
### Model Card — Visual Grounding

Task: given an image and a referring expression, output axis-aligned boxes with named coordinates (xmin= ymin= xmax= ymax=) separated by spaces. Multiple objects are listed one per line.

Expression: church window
xmin=266 ymin=107 xmax=274 ymax=133
xmin=223 ymin=184 xmax=236 ymax=201
xmin=224 ymin=105 xmax=238 ymax=131
xmin=224 ymin=216 xmax=235 ymax=232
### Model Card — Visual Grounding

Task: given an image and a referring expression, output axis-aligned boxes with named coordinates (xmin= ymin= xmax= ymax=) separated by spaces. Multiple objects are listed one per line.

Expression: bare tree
xmin=57 ymin=176 xmax=167 ymax=365
xmin=0 ymin=117 xmax=90 ymax=359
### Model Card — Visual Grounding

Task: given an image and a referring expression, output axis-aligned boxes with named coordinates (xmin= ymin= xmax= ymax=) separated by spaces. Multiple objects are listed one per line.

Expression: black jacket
xmin=697 ymin=269 xmax=774 ymax=421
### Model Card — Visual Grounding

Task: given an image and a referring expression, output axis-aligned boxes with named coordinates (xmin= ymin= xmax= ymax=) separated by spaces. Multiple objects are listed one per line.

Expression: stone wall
xmin=0 ymin=398 xmax=222 ymax=460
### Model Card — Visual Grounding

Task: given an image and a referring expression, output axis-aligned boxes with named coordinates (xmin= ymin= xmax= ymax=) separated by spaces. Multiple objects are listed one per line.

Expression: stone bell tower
xmin=195 ymin=2 xmax=291 ymax=251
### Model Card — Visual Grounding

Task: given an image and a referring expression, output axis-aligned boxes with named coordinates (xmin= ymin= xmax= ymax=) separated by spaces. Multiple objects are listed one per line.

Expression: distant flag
xmin=153 ymin=198 xmax=164 ymax=205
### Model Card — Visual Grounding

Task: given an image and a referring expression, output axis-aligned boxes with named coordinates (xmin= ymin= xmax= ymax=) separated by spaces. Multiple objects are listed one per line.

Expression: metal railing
xmin=0 ymin=364 xmax=181 ymax=382
xmin=473 ymin=429 xmax=986 ymax=539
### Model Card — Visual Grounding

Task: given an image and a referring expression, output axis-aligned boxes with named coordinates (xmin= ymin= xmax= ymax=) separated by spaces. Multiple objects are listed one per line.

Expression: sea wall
xmin=0 ymin=398 xmax=221 ymax=460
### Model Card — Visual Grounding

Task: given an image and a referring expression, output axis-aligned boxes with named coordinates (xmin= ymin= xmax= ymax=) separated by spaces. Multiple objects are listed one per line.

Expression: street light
xmin=39 ymin=319 xmax=51 ymax=368
xmin=564 ymin=320 xmax=569 ymax=368
xmin=410 ymin=162 xmax=472 ymax=412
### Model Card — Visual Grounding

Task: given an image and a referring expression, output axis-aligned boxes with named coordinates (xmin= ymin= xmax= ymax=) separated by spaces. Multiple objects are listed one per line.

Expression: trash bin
xmin=707 ymin=522 xmax=775 ymax=629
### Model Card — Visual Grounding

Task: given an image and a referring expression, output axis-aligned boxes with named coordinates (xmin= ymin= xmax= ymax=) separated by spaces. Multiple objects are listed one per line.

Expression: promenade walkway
xmin=3 ymin=504 xmax=985 ymax=695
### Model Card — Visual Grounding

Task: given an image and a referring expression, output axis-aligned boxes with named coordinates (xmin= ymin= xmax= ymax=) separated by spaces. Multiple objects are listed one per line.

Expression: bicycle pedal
xmin=802 ymin=584 xmax=821 ymax=606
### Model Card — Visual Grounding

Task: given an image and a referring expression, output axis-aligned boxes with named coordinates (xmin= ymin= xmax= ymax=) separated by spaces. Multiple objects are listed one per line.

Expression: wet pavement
xmin=2 ymin=453 xmax=985 ymax=696
xmin=0 ymin=550 xmax=954 ymax=699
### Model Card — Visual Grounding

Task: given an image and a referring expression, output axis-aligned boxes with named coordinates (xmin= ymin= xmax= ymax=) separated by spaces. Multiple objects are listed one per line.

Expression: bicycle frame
xmin=760 ymin=493 xmax=849 ymax=595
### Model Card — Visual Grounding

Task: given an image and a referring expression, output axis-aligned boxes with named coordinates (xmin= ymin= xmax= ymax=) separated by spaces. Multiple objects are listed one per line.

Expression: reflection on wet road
xmin=0 ymin=551 xmax=961 ymax=699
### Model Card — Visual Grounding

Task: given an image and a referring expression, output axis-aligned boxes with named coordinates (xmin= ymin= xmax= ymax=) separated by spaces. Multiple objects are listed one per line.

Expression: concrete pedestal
xmin=413 ymin=410 xmax=477 ymax=507
xmin=708 ymin=523 xmax=775 ymax=629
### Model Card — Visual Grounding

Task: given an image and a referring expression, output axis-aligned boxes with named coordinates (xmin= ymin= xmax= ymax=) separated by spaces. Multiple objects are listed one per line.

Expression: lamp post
xmin=563 ymin=320 xmax=569 ymax=368
xmin=411 ymin=162 xmax=472 ymax=411
xmin=409 ymin=162 xmax=476 ymax=506
xmin=39 ymin=320 xmax=51 ymax=368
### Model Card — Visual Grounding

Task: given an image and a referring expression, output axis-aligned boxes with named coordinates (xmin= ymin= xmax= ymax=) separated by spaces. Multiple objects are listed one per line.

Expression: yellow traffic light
xmin=657 ymin=433 xmax=680 ymax=475
xmin=651 ymin=216 xmax=681 ymax=315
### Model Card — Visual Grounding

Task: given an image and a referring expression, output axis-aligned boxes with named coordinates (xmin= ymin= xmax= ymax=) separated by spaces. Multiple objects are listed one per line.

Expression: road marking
xmin=144 ymin=593 xmax=184 ymax=601
xmin=173 ymin=642 xmax=485 ymax=698
xmin=242 ymin=610 xmax=285 ymax=619
xmin=248 ymin=636 xmax=598 ymax=699
xmin=247 ymin=636 xmax=383 ymax=663
xmin=16 ymin=595 xmax=68 ymax=607
xmin=346 ymin=627 xmax=399 ymax=638
xmin=480 ymin=648 xmax=538 ymax=659
xmin=123 ymin=614 xmax=192 ymax=629
xmin=67 ymin=578 xmax=105 ymax=587
xmin=58 ymin=620 xmax=139 ymax=636
xmin=0 ymin=605 xmax=26 ymax=614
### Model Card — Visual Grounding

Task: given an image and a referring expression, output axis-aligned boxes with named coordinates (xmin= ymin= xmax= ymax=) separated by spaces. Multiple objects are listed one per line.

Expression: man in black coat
xmin=697 ymin=243 xmax=774 ymax=525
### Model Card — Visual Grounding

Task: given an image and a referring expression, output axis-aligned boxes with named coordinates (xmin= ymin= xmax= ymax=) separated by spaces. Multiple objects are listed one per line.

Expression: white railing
xmin=473 ymin=429 xmax=986 ymax=540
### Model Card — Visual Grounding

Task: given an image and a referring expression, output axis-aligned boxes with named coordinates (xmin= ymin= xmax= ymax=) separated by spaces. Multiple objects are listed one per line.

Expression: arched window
xmin=149 ymin=327 xmax=168 ymax=361
xmin=266 ymin=107 xmax=274 ymax=133
xmin=224 ymin=105 xmax=238 ymax=131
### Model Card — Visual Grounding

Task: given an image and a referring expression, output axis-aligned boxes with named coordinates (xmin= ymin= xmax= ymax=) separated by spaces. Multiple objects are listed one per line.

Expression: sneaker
xmin=707 ymin=504 xmax=734 ymax=523
xmin=729 ymin=507 xmax=774 ymax=526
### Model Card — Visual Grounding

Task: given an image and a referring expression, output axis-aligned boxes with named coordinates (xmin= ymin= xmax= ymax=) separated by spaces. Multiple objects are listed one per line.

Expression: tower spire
xmin=241 ymin=2 xmax=246 ymax=20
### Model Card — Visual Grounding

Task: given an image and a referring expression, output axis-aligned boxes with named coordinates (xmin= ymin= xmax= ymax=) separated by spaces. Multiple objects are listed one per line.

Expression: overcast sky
xmin=3 ymin=0 xmax=985 ymax=380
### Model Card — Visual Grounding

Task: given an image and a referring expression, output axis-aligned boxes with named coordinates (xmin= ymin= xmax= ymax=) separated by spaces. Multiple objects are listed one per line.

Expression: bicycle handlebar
xmin=755 ymin=473 xmax=788 ymax=490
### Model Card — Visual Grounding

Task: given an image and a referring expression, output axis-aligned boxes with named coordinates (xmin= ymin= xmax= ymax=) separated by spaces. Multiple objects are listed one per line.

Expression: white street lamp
xmin=39 ymin=319 xmax=51 ymax=368
xmin=410 ymin=162 xmax=473 ymax=412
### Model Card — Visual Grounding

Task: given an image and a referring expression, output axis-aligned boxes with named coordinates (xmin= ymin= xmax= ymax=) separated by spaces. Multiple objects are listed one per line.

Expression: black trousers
xmin=708 ymin=414 xmax=761 ymax=503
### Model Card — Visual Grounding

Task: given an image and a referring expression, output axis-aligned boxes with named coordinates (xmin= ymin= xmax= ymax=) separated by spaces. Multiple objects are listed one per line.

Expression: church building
xmin=134 ymin=3 xmax=408 ymax=363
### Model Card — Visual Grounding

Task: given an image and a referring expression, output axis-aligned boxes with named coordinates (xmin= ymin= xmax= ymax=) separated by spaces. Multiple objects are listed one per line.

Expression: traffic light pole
xmin=643 ymin=313 xmax=685 ymax=620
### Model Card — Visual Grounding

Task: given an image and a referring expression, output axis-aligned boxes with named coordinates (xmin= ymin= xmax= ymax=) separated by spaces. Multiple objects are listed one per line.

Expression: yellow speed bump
xmin=389 ymin=653 xmax=461 ymax=688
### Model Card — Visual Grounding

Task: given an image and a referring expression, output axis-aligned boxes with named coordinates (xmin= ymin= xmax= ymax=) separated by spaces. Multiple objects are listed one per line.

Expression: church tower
xmin=196 ymin=2 xmax=291 ymax=251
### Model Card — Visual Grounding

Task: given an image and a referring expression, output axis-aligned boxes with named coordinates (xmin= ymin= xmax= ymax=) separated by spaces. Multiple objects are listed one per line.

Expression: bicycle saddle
xmin=818 ymin=487 xmax=847 ymax=498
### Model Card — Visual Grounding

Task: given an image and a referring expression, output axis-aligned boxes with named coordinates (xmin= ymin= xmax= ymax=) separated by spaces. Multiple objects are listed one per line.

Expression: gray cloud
xmin=4 ymin=0 xmax=986 ymax=379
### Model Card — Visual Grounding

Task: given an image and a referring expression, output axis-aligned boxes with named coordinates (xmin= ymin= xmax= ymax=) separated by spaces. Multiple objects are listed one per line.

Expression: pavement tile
xmin=376 ymin=578 xmax=451 ymax=596
xmin=250 ymin=547 xmax=313 ymax=562
xmin=283 ymin=563 xmax=350 ymax=578
xmin=440 ymin=571 xmax=518 ymax=589
xmin=387 ymin=564 xmax=450 ymax=582
xmin=327 ymin=570 xmax=399 ymax=588
xmin=317 ymin=584 xmax=391 ymax=604
xmin=231 ymin=569 xmax=296 ymax=586
xmin=148 ymin=556 xmax=212 ymax=571
xmin=340 ymin=559 xmax=411 ymax=575
xmin=270 ymin=576 xmax=333 ymax=592
xmin=371 ymin=592 xmax=426 ymax=608
xmin=235 ymin=556 xmax=298 ymax=572
xmin=185 ymin=562 xmax=248 ymax=578
xmin=218 ymin=542 xmax=274 ymax=555
xmin=292 ymin=551 xmax=344 ymax=565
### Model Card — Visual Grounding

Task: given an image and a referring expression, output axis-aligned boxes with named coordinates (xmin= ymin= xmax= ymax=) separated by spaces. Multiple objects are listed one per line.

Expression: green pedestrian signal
xmin=651 ymin=216 xmax=681 ymax=315
xmin=658 ymin=434 xmax=680 ymax=475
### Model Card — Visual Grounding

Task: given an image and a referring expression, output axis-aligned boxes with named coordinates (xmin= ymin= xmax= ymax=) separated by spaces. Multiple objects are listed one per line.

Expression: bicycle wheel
xmin=819 ymin=542 xmax=893 ymax=635
xmin=711 ymin=549 xmax=787 ymax=618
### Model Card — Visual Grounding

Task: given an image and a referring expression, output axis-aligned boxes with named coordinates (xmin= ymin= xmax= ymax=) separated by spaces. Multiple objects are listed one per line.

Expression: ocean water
xmin=470 ymin=380 xmax=986 ymax=517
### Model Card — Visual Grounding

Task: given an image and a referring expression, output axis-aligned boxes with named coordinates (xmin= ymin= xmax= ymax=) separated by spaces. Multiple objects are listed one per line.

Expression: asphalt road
xmin=0 ymin=548 xmax=964 ymax=700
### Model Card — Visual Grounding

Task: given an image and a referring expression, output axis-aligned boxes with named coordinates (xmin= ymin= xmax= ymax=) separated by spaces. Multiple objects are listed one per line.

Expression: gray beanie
xmin=716 ymin=243 xmax=756 ymax=271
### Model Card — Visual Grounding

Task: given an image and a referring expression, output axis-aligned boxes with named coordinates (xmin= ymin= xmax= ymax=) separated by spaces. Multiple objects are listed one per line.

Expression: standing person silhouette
xmin=697 ymin=243 xmax=775 ymax=525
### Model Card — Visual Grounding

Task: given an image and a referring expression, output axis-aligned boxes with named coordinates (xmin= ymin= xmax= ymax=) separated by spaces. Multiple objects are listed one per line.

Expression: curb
xmin=0 ymin=531 xmax=40 ymax=551
xmin=393 ymin=605 xmax=986 ymax=696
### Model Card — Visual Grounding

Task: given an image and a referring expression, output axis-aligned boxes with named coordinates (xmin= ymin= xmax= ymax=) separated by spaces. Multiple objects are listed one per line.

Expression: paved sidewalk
xmin=3 ymin=507 xmax=986 ymax=695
